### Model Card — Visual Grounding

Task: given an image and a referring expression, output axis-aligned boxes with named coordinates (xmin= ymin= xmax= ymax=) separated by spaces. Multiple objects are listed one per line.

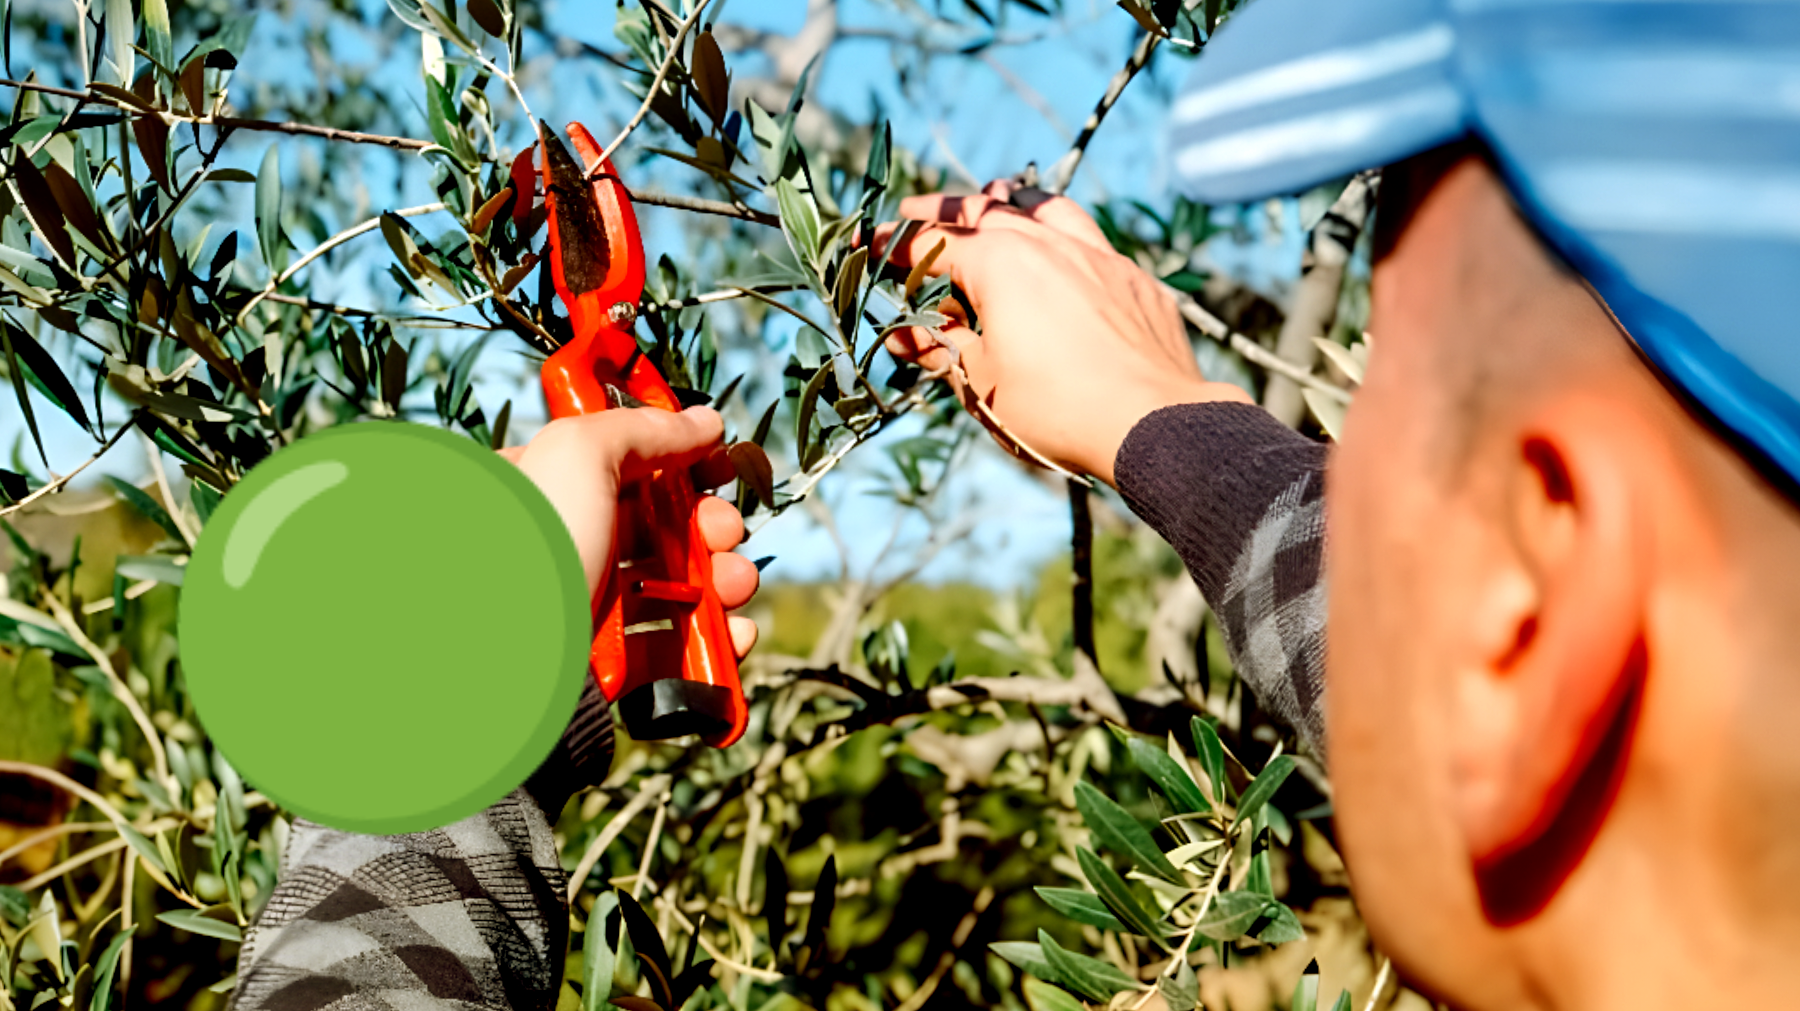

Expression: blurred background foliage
xmin=0 ymin=0 xmax=1415 ymax=1008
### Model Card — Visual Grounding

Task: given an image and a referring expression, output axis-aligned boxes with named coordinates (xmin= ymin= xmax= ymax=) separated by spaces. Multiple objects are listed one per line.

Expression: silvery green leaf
xmin=1303 ymin=387 xmax=1346 ymax=440
xmin=1311 ymin=337 xmax=1363 ymax=384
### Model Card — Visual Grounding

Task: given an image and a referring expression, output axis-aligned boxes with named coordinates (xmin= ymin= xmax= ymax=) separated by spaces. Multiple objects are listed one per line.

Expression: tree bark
xmin=1261 ymin=171 xmax=1379 ymax=427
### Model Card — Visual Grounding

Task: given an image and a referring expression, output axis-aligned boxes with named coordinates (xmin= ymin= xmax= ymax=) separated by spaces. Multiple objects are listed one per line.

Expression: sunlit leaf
xmin=255 ymin=145 xmax=286 ymax=273
xmin=1292 ymin=958 xmax=1320 ymax=1011
xmin=990 ymin=942 xmax=1054 ymax=981
xmin=155 ymin=909 xmax=241 ymax=942
xmin=104 ymin=0 xmax=135 ymax=85
xmin=775 ymin=178 xmax=820 ymax=268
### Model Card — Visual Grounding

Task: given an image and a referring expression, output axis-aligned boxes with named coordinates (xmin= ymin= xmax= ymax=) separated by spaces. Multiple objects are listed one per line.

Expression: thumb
xmin=612 ymin=406 xmax=725 ymax=482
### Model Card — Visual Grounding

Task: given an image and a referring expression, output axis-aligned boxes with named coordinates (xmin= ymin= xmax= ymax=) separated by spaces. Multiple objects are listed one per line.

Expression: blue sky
xmin=5 ymin=0 xmax=1314 ymax=588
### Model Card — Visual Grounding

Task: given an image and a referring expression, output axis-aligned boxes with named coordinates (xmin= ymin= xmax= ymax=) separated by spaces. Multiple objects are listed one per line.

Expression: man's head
xmin=1325 ymin=140 xmax=1800 ymax=1008
xmin=1170 ymin=0 xmax=1800 ymax=1003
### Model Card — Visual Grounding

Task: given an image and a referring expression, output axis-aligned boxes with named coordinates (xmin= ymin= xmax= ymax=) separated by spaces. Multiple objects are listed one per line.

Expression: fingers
xmin=1024 ymin=196 xmax=1115 ymax=252
xmin=896 ymin=193 xmax=1016 ymax=229
xmin=696 ymin=495 xmax=757 ymax=608
xmin=712 ymin=550 xmax=759 ymax=610
xmin=728 ymin=615 xmax=758 ymax=659
xmin=900 ymin=183 xmax=1113 ymax=254
xmin=883 ymin=325 xmax=964 ymax=375
xmin=696 ymin=495 xmax=744 ymax=552
xmin=869 ymin=219 xmax=976 ymax=272
xmin=496 ymin=446 xmax=527 ymax=465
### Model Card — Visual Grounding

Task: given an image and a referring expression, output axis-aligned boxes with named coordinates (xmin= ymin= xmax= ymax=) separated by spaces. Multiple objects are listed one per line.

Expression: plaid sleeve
xmin=230 ymin=684 xmax=616 ymax=1011
xmin=1115 ymin=402 xmax=1330 ymax=757
xmin=230 ymin=788 xmax=570 ymax=1011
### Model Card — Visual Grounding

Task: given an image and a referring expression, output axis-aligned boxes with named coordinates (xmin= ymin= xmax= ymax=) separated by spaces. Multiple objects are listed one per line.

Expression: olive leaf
xmin=1111 ymin=725 xmax=1208 ymax=815
xmin=1033 ymin=887 xmax=1126 ymax=933
xmin=1037 ymin=930 xmax=1138 ymax=1004
xmin=1234 ymin=754 xmax=1294 ymax=830
xmin=1073 ymin=781 xmax=1182 ymax=884
xmin=690 ymin=31 xmax=729 ymax=123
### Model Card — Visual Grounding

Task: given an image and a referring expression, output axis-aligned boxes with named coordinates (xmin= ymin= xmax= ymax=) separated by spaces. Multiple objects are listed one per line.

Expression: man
xmin=237 ymin=0 xmax=1800 ymax=1008
xmin=872 ymin=0 xmax=1800 ymax=1007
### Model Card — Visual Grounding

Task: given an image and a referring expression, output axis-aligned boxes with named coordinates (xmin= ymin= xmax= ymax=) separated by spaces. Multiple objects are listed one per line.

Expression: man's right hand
xmin=871 ymin=180 xmax=1252 ymax=487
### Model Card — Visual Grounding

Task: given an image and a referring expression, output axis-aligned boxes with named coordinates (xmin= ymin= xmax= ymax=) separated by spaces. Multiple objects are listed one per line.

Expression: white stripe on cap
xmin=1538 ymin=161 xmax=1800 ymax=240
xmin=1175 ymin=86 xmax=1463 ymax=180
xmin=1172 ymin=23 xmax=1455 ymax=127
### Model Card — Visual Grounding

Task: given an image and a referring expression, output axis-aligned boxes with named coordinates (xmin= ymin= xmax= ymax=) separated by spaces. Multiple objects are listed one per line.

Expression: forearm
xmin=1114 ymin=401 xmax=1330 ymax=757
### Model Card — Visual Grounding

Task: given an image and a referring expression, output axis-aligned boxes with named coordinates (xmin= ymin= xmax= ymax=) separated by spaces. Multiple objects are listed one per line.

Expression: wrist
xmin=1088 ymin=379 xmax=1252 ymax=487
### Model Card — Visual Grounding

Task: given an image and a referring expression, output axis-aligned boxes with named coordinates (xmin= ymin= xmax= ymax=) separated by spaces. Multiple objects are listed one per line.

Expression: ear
xmin=1449 ymin=399 xmax=1651 ymax=873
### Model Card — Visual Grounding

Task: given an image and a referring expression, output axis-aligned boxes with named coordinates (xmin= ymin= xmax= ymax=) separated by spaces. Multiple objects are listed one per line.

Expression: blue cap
xmin=1170 ymin=0 xmax=1800 ymax=487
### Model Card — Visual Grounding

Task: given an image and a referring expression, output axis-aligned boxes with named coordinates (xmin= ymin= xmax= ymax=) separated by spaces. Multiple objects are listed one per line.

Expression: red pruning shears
xmin=522 ymin=120 xmax=746 ymax=748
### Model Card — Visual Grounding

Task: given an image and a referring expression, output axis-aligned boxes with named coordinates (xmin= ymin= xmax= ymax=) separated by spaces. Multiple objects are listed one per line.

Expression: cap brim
xmin=1168 ymin=0 xmax=1466 ymax=204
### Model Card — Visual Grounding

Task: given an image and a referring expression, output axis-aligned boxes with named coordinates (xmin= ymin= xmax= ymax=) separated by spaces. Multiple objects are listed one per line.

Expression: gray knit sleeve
xmin=1114 ymin=402 xmax=1330 ymax=757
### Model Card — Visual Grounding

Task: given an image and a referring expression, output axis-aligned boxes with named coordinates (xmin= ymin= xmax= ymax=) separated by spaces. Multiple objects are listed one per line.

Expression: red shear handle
xmin=540 ymin=318 xmax=747 ymax=750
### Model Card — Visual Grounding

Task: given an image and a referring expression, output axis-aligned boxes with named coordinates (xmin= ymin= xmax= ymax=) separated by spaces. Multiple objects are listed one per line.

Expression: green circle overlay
xmin=180 ymin=422 xmax=588 ymax=835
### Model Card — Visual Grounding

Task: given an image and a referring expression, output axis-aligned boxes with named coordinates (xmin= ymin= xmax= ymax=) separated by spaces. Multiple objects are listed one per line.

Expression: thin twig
xmin=629 ymin=790 xmax=670 ymax=902
xmin=0 ymin=78 xmax=782 ymax=231
xmin=0 ymin=761 xmax=131 ymax=831
xmin=234 ymin=202 xmax=448 ymax=326
xmin=694 ymin=933 xmax=787 ymax=983
xmin=119 ymin=843 xmax=135 ymax=1007
xmin=0 ymin=415 xmax=139 ymax=518
xmin=592 ymin=0 xmax=719 ymax=172
xmin=568 ymin=775 xmax=671 ymax=904
xmin=0 ymin=80 xmax=439 ymax=149
xmin=1045 ymin=31 xmax=1161 ymax=195
xmin=257 ymin=292 xmax=493 ymax=329
xmin=39 ymin=593 xmax=174 ymax=792
xmin=1166 ymin=284 xmax=1353 ymax=404
xmin=18 ymin=837 xmax=129 ymax=892
xmin=1364 ymin=957 xmax=1393 ymax=1011
xmin=139 ymin=430 xmax=196 ymax=547
xmin=1159 ymin=855 xmax=1230 ymax=981
xmin=0 ymin=821 xmax=113 ymax=870
xmin=635 ymin=188 xmax=780 ymax=227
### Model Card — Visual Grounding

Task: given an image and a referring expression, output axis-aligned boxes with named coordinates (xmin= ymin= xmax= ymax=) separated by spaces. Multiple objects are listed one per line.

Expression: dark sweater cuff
xmin=523 ymin=675 xmax=615 ymax=820
xmin=1113 ymin=401 xmax=1328 ymax=607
